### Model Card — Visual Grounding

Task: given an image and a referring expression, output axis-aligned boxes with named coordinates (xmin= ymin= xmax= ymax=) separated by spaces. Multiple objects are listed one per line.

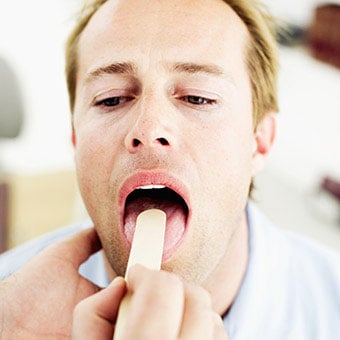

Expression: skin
xmin=0 ymin=0 xmax=275 ymax=338
xmin=0 ymin=229 xmax=102 ymax=339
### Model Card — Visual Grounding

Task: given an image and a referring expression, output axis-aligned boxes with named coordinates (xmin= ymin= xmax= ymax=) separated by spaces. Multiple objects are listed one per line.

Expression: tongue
xmin=124 ymin=197 xmax=186 ymax=256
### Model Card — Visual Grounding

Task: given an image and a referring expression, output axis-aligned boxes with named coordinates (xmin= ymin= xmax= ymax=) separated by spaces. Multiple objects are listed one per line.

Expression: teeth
xmin=136 ymin=184 xmax=166 ymax=190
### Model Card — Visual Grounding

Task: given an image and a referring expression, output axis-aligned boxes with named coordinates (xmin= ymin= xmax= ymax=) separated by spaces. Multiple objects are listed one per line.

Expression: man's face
xmin=73 ymin=0 xmax=261 ymax=284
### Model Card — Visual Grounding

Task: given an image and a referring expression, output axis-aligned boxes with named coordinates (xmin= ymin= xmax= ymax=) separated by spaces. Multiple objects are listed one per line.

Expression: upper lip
xmin=118 ymin=171 xmax=190 ymax=231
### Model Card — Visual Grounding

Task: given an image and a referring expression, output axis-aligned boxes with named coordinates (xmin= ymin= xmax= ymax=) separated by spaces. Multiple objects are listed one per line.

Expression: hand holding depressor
xmin=73 ymin=265 xmax=228 ymax=340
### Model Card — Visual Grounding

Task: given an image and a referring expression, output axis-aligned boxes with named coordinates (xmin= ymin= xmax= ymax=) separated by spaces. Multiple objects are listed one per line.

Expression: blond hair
xmin=65 ymin=0 xmax=279 ymax=126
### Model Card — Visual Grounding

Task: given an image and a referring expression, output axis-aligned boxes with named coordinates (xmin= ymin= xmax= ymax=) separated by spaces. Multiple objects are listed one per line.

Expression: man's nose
xmin=124 ymin=99 xmax=174 ymax=153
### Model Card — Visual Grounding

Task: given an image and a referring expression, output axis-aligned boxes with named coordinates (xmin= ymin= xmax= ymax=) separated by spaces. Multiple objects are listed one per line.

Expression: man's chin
xmin=101 ymin=246 xmax=129 ymax=279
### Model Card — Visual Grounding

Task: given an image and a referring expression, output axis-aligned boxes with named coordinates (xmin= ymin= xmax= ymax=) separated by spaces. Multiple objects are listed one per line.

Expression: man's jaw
xmin=118 ymin=172 xmax=190 ymax=261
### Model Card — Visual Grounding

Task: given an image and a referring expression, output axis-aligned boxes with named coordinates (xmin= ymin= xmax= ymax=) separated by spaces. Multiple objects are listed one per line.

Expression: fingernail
xmin=110 ymin=276 xmax=125 ymax=287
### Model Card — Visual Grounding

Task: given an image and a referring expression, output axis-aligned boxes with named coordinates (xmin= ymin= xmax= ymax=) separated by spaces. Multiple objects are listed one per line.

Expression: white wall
xmin=0 ymin=0 xmax=79 ymax=174
xmin=0 ymin=0 xmax=340 ymax=180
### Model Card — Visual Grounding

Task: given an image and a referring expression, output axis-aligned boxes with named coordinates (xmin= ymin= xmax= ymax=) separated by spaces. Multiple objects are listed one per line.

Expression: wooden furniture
xmin=0 ymin=182 xmax=8 ymax=253
xmin=1 ymin=171 xmax=82 ymax=250
xmin=308 ymin=4 xmax=340 ymax=69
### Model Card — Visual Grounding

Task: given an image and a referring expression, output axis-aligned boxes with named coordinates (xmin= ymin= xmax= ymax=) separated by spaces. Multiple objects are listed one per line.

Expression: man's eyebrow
xmin=84 ymin=61 xmax=235 ymax=85
xmin=85 ymin=62 xmax=137 ymax=83
xmin=168 ymin=62 xmax=236 ymax=86
xmin=169 ymin=62 xmax=225 ymax=76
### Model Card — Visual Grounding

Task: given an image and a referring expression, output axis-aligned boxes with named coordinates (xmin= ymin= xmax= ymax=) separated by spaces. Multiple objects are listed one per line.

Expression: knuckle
xmin=134 ymin=270 xmax=184 ymax=307
xmin=212 ymin=312 xmax=228 ymax=340
xmin=188 ymin=284 xmax=212 ymax=307
xmin=160 ymin=270 xmax=183 ymax=289
xmin=143 ymin=269 xmax=183 ymax=292
xmin=211 ymin=311 xmax=223 ymax=326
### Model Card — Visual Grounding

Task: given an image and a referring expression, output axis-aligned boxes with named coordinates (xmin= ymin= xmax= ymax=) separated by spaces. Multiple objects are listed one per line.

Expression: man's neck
xmin=203 ymin=212 xmax=249 ymax=316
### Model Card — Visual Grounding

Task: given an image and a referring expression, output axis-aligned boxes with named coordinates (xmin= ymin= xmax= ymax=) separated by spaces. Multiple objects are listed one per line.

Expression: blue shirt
xmin=1 ymin=203 xmax=339 ymax=339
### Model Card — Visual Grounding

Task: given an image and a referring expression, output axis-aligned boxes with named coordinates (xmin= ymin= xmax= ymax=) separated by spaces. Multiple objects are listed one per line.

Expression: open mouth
xmin=123 ymin=184 xmax=189 ymax=260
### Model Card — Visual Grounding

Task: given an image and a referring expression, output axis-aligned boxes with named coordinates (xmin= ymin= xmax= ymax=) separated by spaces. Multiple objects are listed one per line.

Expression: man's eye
xmin=183 ymin=96 xmax=215 ymax=105
xmin=95 ymin=97 xmax=130 ymax=107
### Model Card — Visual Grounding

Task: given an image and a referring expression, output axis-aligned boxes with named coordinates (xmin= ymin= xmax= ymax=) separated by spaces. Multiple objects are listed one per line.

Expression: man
xmin=0 ymin=0 xmax=339 ymax=339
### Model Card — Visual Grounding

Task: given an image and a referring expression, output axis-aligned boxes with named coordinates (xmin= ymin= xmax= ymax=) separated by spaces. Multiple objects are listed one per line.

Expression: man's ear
xmin=71 ymin=127 xmax=77 ymax=147
xmin=251 ymin=113 xmax=276 ymax=176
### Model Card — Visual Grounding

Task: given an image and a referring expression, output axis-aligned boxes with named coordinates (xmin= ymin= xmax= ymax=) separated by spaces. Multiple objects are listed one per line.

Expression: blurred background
xmin=0 ymin=0 xmax=340 ymax=253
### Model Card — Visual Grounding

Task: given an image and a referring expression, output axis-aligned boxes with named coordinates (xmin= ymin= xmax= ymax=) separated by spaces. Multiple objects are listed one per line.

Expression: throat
xmin=204 ymin=212 xmax=249 ymax=316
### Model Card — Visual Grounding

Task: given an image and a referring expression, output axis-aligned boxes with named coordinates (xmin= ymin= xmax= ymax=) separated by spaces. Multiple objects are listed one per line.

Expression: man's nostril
xmin=133 ymin=139 xmax=141 ymax=147
xmin=158 ymin=138 xmax=169 ymax=146
xmin=131 ymin=137 xmax=169 ymax=148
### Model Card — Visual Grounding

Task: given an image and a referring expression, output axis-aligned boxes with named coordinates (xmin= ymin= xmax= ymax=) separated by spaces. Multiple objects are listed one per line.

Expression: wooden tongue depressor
xmin=114 ymin=209 xmax=167 ymax=340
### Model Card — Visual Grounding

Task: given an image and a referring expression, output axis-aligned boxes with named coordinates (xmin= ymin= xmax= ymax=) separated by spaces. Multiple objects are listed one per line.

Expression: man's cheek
xmin=76 ymin=153 xmax=105 ymax=195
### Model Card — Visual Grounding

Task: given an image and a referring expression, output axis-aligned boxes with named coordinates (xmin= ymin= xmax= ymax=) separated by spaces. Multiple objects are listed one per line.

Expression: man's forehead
xmin=77 ymin=0 xmax=250 ymax=87
xmin=79 ymin=0 xmax=249 ymax=47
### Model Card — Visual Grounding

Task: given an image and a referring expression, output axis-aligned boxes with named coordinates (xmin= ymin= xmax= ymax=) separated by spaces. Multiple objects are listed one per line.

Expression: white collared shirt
xmin=225 ymin=204 xmax=340 ymax=340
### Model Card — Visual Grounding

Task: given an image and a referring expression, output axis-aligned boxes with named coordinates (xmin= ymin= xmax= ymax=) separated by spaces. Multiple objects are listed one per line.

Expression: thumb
xmin=73 ymin=277 xmax=127 ymax=339
xmin=45 ymin=227 xmax=102 ymax=269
